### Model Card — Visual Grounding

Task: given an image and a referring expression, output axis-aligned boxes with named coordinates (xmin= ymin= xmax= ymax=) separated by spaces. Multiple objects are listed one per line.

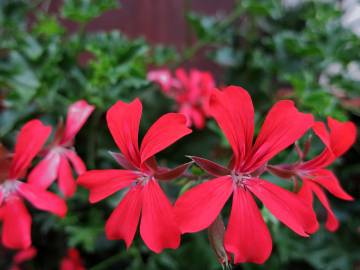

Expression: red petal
xmin=140 ymin=113 xmax=192 ymax=164
xmin=178 ymin=105 xmax=193 ymax=128
xmin=140 ymin=179 xmax=180 ymax=253
xmin=60 ymin=248 xmax=85 ymax=270
xmin=300 ymin=149 xmax=334 ymax=170
xmin=175 ymin=68 xmax=189 ymax=88
xmin=327 ymin=117 xmax=357 ymax=157
xmin=28 ymin=151 xmax=61 ymax=189
xmin=224 ymin=188 xmax=272 ymax=264
xmin=18 ymin=183 xmax=67 ymax=217
xmin=13 ymin=246 xmax=37 ymax=264
xmin=60 ymin=259 xmax=75 ymax=270
xmin=309 ymin=169 xmax=353 ymax=201
xmin=64 ymin=150 xmax=86 ymax=175
xmin=189 ymin=156 xmax=230 ymax=177
xmin=0 ymin=205 xmax=4 ymax=219
xmin=174 ymin=176 xmax=233 ymax=233
xmin=10 ymin=120 xmax=51 ymax=179
xmin=106 ymin=99 xmax=142 ymax=168
xmin=58 ymin=156 xmax=76 ymax=198
xmin=247 ymin=179 xmax=318 ymax=236
xmin=309 ymin=118 xmax=356 ymax=168
xmin=147 ymin=69 xmax=174 ymax=92
xmin=2 ymin=197 xmax=32 ymax=249
xmin=209 ymin=86 xmax=254 ymax=167
xmin=189 ymin=69 xmax=215 ymax=106
xmin=77 ymin=170 xmax=137 ymax=203
xmin=190 ymin=108 xmax=206 ymax=129
xmin=155 ymin=162 xmax=193 ymax=181
xmin=179 ymin=105 xmax=205 ymax=129
xmin=105 ymin=186 xmax=142 ymax=248
xmin=60 ymin=100 xmax=94 ymax=144
xmin=308 ymin=181 xmax=339 ymax=231
xmin=312 ymin=122 xmax=331 ymax=149
xmin=297 ymin=180 xmax=314 ymax=206
xmin=246 ymin=101 xmax=314 ymax=172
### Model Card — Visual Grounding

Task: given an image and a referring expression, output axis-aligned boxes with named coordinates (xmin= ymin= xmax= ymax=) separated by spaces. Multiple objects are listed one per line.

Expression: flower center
xmin=0 ymin=180 xmax=21 ymax=200
xmin=52 ymin=146 xmax=66 ymax=154
xmin=231 ymin=171 xmax=252 ymax=188
xmin=297 ymin=169 xmax=316 ymax=180
xmin=134 ymin=173 xmax=152 ymax=186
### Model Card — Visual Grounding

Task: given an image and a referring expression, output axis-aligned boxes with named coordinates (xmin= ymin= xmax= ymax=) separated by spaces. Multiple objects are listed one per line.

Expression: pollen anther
xmin=134 ymin=174 xmax=152 ymax=186
xmin=231 ymin=171 xmax=251 ymax=187
xmin=0 ymin=180 xmax=21 ymax=200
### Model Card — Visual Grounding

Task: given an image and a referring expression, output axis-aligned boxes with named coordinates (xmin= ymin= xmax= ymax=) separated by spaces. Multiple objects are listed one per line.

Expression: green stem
xmin=86 ymin=110 xmax=102 ymax=169
xmin=179 ymin=3 xmax=243 ymax=65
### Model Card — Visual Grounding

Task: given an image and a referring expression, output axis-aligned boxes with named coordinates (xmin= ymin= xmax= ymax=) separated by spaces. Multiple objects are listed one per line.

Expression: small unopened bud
xmin=292 ymin=176 xmax=299 ymax=192
xmin=267 ymin=164 xmax=295 ymax=179
xmin=253 ymin=164 xmax=266 ymax=178
xmin=0 ymin=144 xmax=12 ymax=183
xmin=303 ymin=134 xmax=313 ymax=159
xmin=208 ymin=215 xmax=230 ymax=267
xmin=294 ymin=141 xmax=304 ymax=160
xmin=53 ymin=118 xmax=65 ymax=146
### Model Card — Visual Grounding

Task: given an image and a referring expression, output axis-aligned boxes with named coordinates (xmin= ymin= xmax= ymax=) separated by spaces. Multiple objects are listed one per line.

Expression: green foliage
xmin=62 ymin=0 xmax=120 ymax=23
xmin=185 ymin=2 xmax=360 ymax=269
xmin=188 ymin=0 xmax=360 ymax=119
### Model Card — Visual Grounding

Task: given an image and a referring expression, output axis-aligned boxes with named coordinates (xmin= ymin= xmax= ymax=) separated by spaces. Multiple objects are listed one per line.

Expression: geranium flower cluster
xmin=147 ymin=68 xmax=215 ymax=129
xmin=0 ymin=75 xmax=356 ymax=266
xmin=0 ymin=100 xmax=93 ymax=249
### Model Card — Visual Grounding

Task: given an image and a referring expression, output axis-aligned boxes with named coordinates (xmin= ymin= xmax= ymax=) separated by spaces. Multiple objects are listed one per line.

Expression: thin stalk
xmin=86 ymin=110 xmax=102 ymax=168
xmin=179 ymin=3 xmax=243 ymax=64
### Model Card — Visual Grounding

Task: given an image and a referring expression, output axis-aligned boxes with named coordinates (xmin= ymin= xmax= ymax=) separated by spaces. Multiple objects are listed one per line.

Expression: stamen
xmin=134 ymin=173 xmax=152 ymax=186
xmin=0 ymin=180 xmax=21 ymax=199
xmin=231 ymin=171 xmax=252 ymax=188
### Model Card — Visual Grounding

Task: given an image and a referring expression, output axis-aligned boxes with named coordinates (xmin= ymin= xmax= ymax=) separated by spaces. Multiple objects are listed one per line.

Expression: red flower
xmin=148 ymin=68 xmax=215 ymax=129
xmin=147 ymin=69 xmax=174 ymax=92
xmin=268 ymin=117 xmax=356 ymax=231
xmin=10 ymin=246 xmax=37 ymax=270
xmin=78 ymin=98 xmax=192 ymax=253
xmin=0 ymin=120 xmax=67 ymax=249
xmin=174 ymin=86 xmax=318 ymax=264
xmin=60 ymin=248 xmax=85 ymax=270
xmin=28 ymin=100 xmax=94 ymax=197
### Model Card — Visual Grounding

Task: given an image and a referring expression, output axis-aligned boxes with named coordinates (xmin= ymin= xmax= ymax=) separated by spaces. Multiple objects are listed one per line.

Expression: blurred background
xmin=0 ymin=0 xmax=359 ymax=269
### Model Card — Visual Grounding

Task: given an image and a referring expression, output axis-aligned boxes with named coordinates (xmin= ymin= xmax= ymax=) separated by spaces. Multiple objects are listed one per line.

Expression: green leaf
xmin=61 ymin=0 xmax=120 ymax=23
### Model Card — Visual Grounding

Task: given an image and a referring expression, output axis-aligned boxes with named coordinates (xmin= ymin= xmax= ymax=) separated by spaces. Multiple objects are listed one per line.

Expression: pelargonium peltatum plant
xmin=0 ymin=70 xmax=356 ymax=267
